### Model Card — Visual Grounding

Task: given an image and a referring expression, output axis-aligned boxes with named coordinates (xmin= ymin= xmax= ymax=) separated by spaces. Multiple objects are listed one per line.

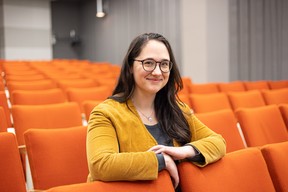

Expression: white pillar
xmin=1 ymin=0 xmax=52 ymax=60
xmin=180 ymin=0 xmax=229 ymax=83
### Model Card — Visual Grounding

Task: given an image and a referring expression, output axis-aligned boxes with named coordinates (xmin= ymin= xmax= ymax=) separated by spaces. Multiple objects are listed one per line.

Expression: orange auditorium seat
xmin=261 ymin=141 xmax=288 ymax=192
xmin=179 ymin=77 xmax=193 ymax=95
xmin=11 ymin=88 xmax=67 ymax=105
xmin=279 ymin=104 xmax=288 ymax=129
xmin=11 ymin=102 xmax=83 ymax=145
xmin=190 ymin=83 xmax=219 ymax=94
xmin=57 ymin=79 xmax=97 ymax=92
xmin=243 ymin=80 xmax=270 ymax=91
xmin=178 ymin=148 xmax=275 ymax=192
xmin=0 ymin=132 xmax=27 ymax=192
xmin=7 ymin=80 xmax=58 ymax=94
xmin=217 ymin=81 xmax=246 ymax=92
xmin=83 ymin=100 xmax=102 ymax=121
xmin=268 ymin=80 xmax=288 ymax=89
xmin=5 ymin=74 xmax=47 ymax=82
xmin=235 ymin=105 xmax=288 ymax=147
xmin=227 ymin=90 xmax=266 ymax=111
xmin=66 ymin=86 xmax=112 ymax=112
xmin=0 ymin=107 xmax=8 ymax=132
xmin=24 ymin=126 xmax=88 ymax=190
xmin=46 ymin=171 xmax=174 ymax=192
xmin=189 ymin=93 xmax=232 ymax=113
xmin=177 ymin=93 xmax=192 ymax=108
xmin=261 ymin=88 xmax=288 ymax=105
xmin=0 ymin=91 xmax=12 ymax=127
xmin=196 ymin=109 xmax=246 ymax=152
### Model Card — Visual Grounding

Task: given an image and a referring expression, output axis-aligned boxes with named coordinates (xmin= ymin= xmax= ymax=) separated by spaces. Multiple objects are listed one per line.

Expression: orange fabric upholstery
xmin=235 ymin=105 xmax=288 ymax=147
xmin=261 ymin=88 xmax=288 ymax=105
xmin=11 ymin=88 xmax=67 ymax=105
xmin=190 ymin=83 xmax=219 ymax=94
xmin=11 ymin=102 xmax=83 ymax=145
xmin=0 ymin=107 xmax=8 ymax=132
xmin=178 ymin=93 xmax=192 ymax=108
xmin=83 ymin=100 xmax=102 ymax=121
xmin=227 ymin=90 xmax=266 ymax=110
xmin=0 ymin=132 xmax=26 ymax=192
xmin=189 ymin=93 xmax=231 ymax=113
xmin=261 ymin=141 xmax=288 ymax=192
xmin=243 ymin=80 xmax=270 ymax=91
xmin=5 ymin=74 xmax=47 ymax=82
xmin=279 ymin=104 xmax=288 ymax=129
xmin=179 ymin=77 xmax=193 ymax=95
xmin=0 ymin=91 xmax=12 ymax=127
xmin=196 ymin=109 xmax=245 ymax=152
xmin=46 ymin=171 xmax=174 ymax=192
xmin=24 ymin=126 xmax=88 ymax=190
xmin=56 ymin=79 xmax=97 ymax=92
xmin=217 ymin=81 xmax=246 ymax=92
xmin=66 ymin=87 xmax=112 ymax=112
xmin=0 ymin=80 xmax=5 ymax=91
xmin=178 ymin=148 xmax=275 ymax=192
xmin=268 ymin=80 xmax=288 ymax=89
xmin=7 ymin=80 xmax=58 ymax=94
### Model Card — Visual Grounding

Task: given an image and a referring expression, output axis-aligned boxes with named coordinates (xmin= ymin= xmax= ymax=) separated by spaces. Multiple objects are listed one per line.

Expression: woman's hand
xmin=162 ymin=153 xmax=179 ymax=188
xmin=148 ymin=145 xmax=195 ymax=160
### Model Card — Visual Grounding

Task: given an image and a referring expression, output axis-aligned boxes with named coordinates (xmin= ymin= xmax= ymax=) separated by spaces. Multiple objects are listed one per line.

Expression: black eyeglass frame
xmin=134 ymin=59 xmax=173 ymax=73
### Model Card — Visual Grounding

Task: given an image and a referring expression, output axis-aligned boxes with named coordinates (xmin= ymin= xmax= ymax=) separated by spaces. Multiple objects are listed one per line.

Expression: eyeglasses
xmin=134 ymin=59 xmax=173 ymax=73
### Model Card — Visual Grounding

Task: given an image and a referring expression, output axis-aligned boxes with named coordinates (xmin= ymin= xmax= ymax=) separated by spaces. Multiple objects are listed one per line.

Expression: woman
xmin=86 ymin=33 xmax=226 ymax=188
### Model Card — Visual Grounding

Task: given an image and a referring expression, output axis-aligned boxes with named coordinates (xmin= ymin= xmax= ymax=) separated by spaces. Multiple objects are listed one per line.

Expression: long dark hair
xmin=112 ymin=33 xmax=191 ymax=145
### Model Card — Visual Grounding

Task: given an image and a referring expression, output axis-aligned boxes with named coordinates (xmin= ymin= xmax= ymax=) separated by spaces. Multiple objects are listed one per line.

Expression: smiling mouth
xmin=147 ymin=78 xmax=162 ymax=82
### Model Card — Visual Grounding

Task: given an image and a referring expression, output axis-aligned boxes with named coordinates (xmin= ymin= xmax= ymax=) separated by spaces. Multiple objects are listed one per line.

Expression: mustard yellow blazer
xmin=87 ymin=99 xmax=226 ymax=182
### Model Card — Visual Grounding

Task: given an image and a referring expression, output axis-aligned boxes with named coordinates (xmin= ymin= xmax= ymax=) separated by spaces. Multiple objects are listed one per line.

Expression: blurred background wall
xmin=0 ymin=0 xmax=287 ymax=82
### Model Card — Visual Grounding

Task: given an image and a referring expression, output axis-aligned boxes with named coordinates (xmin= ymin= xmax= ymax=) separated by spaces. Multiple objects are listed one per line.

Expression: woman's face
xmin=132 ymin=40 xmax=170 ymax=96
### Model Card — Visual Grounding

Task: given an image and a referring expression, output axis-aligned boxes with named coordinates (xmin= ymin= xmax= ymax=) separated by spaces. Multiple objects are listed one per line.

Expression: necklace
xmin=137 ymin=108 xmax=154 ymax=122
xmin=132 ymin=99 xmax=154 ymax=122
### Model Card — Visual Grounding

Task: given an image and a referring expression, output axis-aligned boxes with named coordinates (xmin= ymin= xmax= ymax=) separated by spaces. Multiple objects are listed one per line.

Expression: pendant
xmin=148 ymin=117 xmax=153 ymax=122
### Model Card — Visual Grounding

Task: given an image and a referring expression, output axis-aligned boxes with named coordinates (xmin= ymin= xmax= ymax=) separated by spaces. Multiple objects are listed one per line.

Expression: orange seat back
xmin=196 ymin=109 xmax=245 ymax=152
xmin=66 ymin=87 xmax=112 ymax=112
xmin=189 ymin=93 xmax=231 ymax=113
xmin=227 ymin=90 xmax=266 ymax=110
xmin=24 ymin=126 xmax=88 ymax=190
xmin=262 ymin=88 xmax=288 ymax=105
xmin=0 ymin=132 xmax=26 ymax=192
xmin=83 ymin=100 xmax=102 ymax=121
xmin=261 ymin=141 xmax=288 ymax=192
xmin=235 ymin=105 xmax=288 ymax=147
xmin=244 ymin=80 xmax=270 ymax=91
xmin=279 ymin=104 xmax=288 ymax=129
xmin=0 ymin=91 xmax=12 ymax=127
xmin=11 ymin=102 xmax=83 ymax=145
xmin=190 ymin=83 xmax=219 ymax=94
xmin=0 ymin=107 xmax=8 ymax=132
xmin=46 ymin=170 xmax=174 ymax=192
xmin=178 ymin=148 xmax=275 ymax=192
xmin=218 ymin=81 xmax=246 ymax=92
xmin=11 ymin=88 xmax=67 ymax=105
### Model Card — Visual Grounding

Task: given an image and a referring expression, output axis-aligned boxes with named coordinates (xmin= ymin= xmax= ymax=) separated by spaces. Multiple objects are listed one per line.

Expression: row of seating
xmin=196 ymin=104 xmax=288 ymax=152
xmin=180 ymin=77 xmax=288 ymax=95
xmin=180 ymin=88 xmax=288 ymax=113
xmin=1 ymin=131 xmax=287 ymax=192
xmin=1 ymin=60 xmax=287 ymax=191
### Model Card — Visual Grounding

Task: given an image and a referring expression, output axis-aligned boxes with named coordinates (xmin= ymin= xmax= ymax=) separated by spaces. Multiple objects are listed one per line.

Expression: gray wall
xmin=51 ymin=1 xmax=81 ymax=59
xmin=80 ymin=0 xmax=181 ymax=66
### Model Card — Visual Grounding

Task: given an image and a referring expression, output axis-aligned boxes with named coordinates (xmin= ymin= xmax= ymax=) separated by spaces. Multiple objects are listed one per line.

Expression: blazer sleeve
xmin=86 ymin=105 xmax=158 ymax=182
xmin=180 ymin=104 xmax=227 ymax=167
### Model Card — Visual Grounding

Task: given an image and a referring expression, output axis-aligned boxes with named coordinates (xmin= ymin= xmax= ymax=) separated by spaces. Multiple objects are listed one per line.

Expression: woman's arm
xmin=87 ymin=108 xmax=158 ymax=181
